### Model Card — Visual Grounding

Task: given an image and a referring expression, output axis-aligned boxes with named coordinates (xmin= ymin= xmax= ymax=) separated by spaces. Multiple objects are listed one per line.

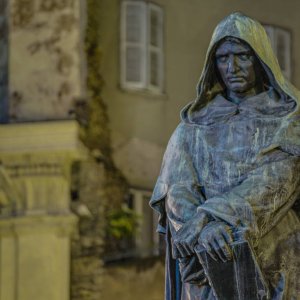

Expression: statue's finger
xmin=200 ymin=231 xmax=213 ymax=244
xmin=175 ymin=241 xmax=188 ymax=257
xmin=212 ymin=239 xmax=227 ymax=262
xmin=181 ymin=241 xmax=193 ymax=256
xmin=220 ymin=242 xmax=232 ymax=260
xmin=202 ymin=241 xmax=218 ymax=261
xmin=172 ymin=244 xmax=181 ymax=258
xmin=215 ymin=237 xmax=232 ymax=261
xmin=185 ymin=237 xmax=196 ymax=255
xmin=220 ymin=226 xmax=233 ymax=244
xmin=173 ymin=240 xmax=184 ymax=256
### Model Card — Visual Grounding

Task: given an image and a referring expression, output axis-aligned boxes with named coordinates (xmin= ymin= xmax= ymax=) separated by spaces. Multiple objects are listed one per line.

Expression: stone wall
xmin=0 ymin=121 xmax=82 ymax=300
xmin=9 ymin=0 xmax=85 ymax=121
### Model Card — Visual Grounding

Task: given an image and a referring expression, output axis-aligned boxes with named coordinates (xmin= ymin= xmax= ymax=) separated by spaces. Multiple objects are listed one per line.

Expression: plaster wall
xmin=99 ymin=0 xmax=300 ymax=189
xmin=8 ymin=0 xmax=85 ymax=122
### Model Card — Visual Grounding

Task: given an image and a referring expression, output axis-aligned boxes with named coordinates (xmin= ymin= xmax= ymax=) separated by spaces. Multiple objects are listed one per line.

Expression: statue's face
xmin=215 ymin=40 xmax=257 ymax=94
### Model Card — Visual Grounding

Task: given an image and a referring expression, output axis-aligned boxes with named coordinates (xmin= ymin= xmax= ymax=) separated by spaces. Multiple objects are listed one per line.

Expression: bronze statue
xmin=150 ymin=13 xmax=300 ymax=300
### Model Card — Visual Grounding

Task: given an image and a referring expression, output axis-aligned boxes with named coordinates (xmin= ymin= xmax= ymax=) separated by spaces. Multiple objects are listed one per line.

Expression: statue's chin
xmin=228 ymin=83 xmax=252 ymax=95
xmin=228 ymin=83 xmax=246 ymax=92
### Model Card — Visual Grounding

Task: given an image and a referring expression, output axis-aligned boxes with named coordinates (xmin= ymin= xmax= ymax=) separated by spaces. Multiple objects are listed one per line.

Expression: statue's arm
xmin=165 ymin=183 xmax=209 ymax=258
xmin=198 ymin=153 xmax=300 ymax=241
xmin=150 ymin=123 xmax=210 ymax=258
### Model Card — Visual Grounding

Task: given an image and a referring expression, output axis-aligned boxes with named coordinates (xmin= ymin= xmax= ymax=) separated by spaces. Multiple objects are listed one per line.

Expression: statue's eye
xmin=238 ymin=54 xmax=251 ymax=61
xmin=217 ymin=55 xmax=228 ymax=63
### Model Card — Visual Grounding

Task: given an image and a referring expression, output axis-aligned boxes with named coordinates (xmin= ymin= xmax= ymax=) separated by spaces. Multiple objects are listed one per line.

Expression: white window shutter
xmin=147 ymin=4 xmax=164 ymax=92
xmin=121 ymin=1 xmax=147 ymax=89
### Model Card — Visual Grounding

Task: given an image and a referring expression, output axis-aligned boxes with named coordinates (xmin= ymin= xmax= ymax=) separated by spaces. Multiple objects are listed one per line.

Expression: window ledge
xmin=118 ymin=86 xmax=168 ymax=101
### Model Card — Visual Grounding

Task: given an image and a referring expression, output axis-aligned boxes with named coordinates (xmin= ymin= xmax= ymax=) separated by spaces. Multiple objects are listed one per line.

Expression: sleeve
xmin=198 ymin=151 xmax=300 ymax=242
xmin=150 ymin=123 xmax=209 ymax=284
xmin=277 ymin=115 xmax=300 ymax=156
xmin=149 ymin=123 xmax=207 ymax=236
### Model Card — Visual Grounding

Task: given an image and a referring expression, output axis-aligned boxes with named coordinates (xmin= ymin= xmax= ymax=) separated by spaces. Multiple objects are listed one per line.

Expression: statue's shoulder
xmin=169 ymin=122 xmax=196 ymax=142
xmin=164 ymin=122 xmax=201 ymax=160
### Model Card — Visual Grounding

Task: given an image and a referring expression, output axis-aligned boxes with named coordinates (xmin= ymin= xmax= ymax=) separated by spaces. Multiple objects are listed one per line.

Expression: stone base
xmin=0 ymin=214 xmax=77 ymax=300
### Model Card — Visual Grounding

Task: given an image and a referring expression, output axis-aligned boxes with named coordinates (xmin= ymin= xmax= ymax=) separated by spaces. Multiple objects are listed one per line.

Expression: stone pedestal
xmin=0 ymin=215 xmax=76 ymax=300
xmin=0 ymin=120 xmax=86 ymax=300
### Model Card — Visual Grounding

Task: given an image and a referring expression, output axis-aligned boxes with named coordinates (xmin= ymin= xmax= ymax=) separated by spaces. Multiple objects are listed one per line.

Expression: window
xmin=130 ymin=188 xmax=164 ymax=257
xmin=264 ymin=25 xmax=291 ymax=80
xmin=120 ymin=1 xmax=164 ymax=93
xmin=103 ymin=187 xmax=164 ymax=262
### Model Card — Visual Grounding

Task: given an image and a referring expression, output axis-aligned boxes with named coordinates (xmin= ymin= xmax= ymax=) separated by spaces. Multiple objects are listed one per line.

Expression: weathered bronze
xmin=150 ymin=12 xmax=300 ymax=300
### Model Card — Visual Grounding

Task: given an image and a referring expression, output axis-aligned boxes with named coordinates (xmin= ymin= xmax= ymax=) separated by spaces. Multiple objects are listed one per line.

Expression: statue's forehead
xmin=215 ymin=40 xmax=252 ymax=56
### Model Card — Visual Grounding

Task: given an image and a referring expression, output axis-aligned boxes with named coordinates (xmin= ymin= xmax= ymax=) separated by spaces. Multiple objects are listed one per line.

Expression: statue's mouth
xmin=228 ymin=77 xmax=245 ymax=82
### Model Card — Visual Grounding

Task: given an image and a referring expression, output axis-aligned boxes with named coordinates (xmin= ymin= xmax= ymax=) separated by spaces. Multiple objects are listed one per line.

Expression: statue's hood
xmin=183 ymin=12 xmax=300 ymax=121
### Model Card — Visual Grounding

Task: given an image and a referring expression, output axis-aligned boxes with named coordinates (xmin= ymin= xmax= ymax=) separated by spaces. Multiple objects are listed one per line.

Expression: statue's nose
xmin=227 ymin=55 xmax=239 ymax=73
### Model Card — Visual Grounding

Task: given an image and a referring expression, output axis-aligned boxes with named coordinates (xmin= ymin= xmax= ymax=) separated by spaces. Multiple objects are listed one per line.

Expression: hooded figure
xmin=150 ymin=13 xmax=300 ymax=300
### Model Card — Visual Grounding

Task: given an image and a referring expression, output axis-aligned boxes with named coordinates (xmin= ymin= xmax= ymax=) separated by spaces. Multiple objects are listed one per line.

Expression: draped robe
xmin=150 ymin=13 xmax=300 ymax=300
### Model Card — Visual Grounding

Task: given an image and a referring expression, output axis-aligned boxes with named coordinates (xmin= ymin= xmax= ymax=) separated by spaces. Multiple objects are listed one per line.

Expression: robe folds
xmin=150 ymin=12 xmax=300 ymax=300
xmin=151 ymin=90 xmax=300 ymax=299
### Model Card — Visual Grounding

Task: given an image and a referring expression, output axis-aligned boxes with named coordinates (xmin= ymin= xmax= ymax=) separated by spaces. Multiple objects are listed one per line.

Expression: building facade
xmin=99 ymin=0 xmax=299 ymax=264
xmin=1 ymin=1 xmax=300 ymax=299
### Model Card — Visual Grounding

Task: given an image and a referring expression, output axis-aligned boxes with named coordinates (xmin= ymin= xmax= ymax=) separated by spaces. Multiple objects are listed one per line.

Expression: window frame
xmin=130 ymin=187 xmax=164 ymax=257
xmin=120 ymin=1 xmax=164 ymax=94
xmin=263 ymin=25 xmax=292 ymax=80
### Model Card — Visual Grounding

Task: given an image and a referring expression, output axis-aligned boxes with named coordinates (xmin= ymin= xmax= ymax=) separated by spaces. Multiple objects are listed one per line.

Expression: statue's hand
xmin=198 ymin=221 xmax=233 ymax=262
xmin=172 ymin=211 xmax=208 ymax=258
